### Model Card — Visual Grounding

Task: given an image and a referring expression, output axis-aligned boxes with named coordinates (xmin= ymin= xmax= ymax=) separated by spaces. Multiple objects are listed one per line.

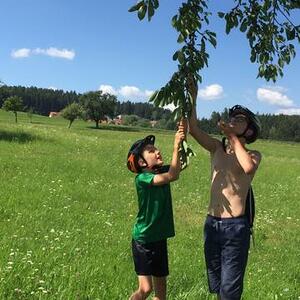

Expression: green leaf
xmin=172 ymin=51 xmax=179 ymax=61
xmin=171 ymin=107 xmax=181 ymax=121
xmin=209 ymin=36 xmax=217 ymax=48
xmin=178 ymin=51 xmax=185 ymax=64
xmin=250 ymin=49 xmax=256 ymax=63
xmin=138 ymin=4 xmax=147 ymax=20
xmin=148 ymin=0 xmax=154 ymax=21
xmin=152 ymin=0 xmax=159 ymax=9
xmin=182 ymin=140 xmax=188 ymax=152
xmin=149 ymin=90 xmax=159 ymax=102
xmin=178 ymin=141 xmax=195 ymax=170
xmin=286 ymin=27 xmax=295 ymax=40
xmin=225 ymin=21 xmax=231 ymax=34
xmin=128 ymin=1 xmax=144 ymax=12
xmin=163 ymin=86 xmax=171 ymax=104
xmin=186 ymin=147 xmax=195 ymax=157
xmin=240 ymin=19 xmax=248 ymax=32
xmin=177 ymin=33 xmax=185 ymax=43
xmin=152 ymin=90 xmax=163 ymax=107
xmin=195 ymin=73 xmax=202 ymax=83
xmin=171 ymin=15 xmax=177 ymax=27
xmin=218 ymin=12 xmax=225 ymax=18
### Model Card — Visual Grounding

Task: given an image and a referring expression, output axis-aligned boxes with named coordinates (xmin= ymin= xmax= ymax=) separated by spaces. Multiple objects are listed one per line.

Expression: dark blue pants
xmin=204 ymin=215 xmax=250 ymax=300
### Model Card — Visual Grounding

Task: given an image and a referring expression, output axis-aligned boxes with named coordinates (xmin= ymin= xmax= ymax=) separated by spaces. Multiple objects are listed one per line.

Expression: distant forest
xmin=1 ymin=85 xmax=299 ymax=142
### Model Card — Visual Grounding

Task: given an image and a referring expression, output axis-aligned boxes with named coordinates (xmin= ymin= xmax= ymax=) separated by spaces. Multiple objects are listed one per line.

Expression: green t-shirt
xmin=132 ymin=172 xmax=175 ymax=243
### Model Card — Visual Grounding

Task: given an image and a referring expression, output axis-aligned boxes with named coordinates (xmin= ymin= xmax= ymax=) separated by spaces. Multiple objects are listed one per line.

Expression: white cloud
xmin=119 ymin=86 xmax=142 ymax=98
xmin=33 ymin=47 xmax=75 ymax=60
xmin=99 ymin=84 xmax=118 ymax=95
xmin=99 ymin=84 xmax=153 ymax=101
xmin=11 ymin=47 xmax=75 ymax=60
xmin=145 ymin=90 xmax=154 ymax=97
xmin=48 ymin=86 xmax=58 ymax=90
xmin=257 ymin=87 xmax=293 ymax=107
xmin=120 ymin=86 xmax=154 ymax=100
xmin=198 ymin=84 xmax=224 ymax=100
xmin=163 ymin=103 xmax=177 ymax=112
xmin=11 ymin=48 xmax=31 ymax=58
xmin=276 ymin=108 xmax=300 ymax=115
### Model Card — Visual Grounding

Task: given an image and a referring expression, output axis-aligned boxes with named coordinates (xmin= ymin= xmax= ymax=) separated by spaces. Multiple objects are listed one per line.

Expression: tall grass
xmin=0 ymin=110 xmax=299 ymax=299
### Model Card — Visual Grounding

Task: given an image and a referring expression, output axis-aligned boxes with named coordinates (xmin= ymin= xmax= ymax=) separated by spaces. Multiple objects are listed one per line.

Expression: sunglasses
xmin=230 ymin=116 xmax=248 ymax=123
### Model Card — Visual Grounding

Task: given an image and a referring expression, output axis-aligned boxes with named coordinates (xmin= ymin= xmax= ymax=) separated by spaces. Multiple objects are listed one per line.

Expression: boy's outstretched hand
xmin=175 ymin=120 xmax=186 ymax=148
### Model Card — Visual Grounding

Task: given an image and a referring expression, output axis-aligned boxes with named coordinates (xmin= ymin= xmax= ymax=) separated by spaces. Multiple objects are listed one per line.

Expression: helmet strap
xmin=222 ymin=137 xmax=227 ymax=152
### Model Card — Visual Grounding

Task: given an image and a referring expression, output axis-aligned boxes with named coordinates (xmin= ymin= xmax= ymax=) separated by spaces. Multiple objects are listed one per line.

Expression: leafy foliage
xmin=0 ymin=85 xmax=78 ymax=116
xmin=130 ymin=0 xmax=300 ymax=85
xmin=219 ymin=0 xmax=300 ymax=82
xmin=129 ymin=0 xmax=159 ymax=21
xmin=80 ymin=91 xmax=117 ymax=128
xmin=61 ymin=102 xmax=83 ymax=128
xmin=129 ymin=0 xmax=300 ymax=167
xmin=2 ymin=96 xmax=24 ymax=123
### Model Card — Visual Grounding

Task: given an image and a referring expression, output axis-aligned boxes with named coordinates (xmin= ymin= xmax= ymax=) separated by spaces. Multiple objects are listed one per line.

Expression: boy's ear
xmin=138 ymin=157 xmax=147 ymax=168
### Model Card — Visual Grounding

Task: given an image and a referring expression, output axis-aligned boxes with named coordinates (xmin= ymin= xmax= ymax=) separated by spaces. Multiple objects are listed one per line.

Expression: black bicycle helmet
xmin=229 ymin=105 xmax=261 ymax=144
xmin=127 ymin=135 xmax=155 ymax=173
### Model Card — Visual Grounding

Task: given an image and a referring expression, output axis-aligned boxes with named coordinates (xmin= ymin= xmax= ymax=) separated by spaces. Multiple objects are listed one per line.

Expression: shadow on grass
xmin=88 ymin=124 xmax=141 ymax=132
xmin=0 ymin=130 xmax=41 ymax=143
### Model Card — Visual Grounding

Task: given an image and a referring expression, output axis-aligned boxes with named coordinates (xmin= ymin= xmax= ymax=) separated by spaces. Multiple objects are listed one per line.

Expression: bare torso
xmin=208 ymin=144 xmax=255 ymax=218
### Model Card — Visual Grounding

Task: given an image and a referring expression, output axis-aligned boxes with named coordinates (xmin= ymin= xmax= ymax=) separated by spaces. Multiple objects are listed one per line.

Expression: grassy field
xmin=0 ymin=109 xmax=299 ymax=299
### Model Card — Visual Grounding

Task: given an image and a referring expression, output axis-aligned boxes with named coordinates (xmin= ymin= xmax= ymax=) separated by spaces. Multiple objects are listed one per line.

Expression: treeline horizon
xmin=0 ymin=85 xmax=299 ymax=142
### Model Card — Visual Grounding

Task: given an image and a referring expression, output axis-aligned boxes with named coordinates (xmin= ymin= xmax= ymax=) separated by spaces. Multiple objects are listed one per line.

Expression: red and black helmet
xmin=127 ymin=135 xmax=155 ymax=173
xmin=229 ymin=105 xmax=261 ymax=144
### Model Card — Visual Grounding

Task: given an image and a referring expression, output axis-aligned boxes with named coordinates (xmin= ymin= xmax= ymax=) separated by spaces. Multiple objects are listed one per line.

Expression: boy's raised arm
xmin=189 ymin=106 xmax=220 ymax=154
xmin=187 ymin=76 xmax=220 ymax=153
xmin=152 ymin=124 xmax=185 ymax=186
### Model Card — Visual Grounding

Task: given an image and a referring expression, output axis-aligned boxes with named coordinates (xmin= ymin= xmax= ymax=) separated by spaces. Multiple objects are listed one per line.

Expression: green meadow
xmin=0 ymin=110 xmax=299 ymax=300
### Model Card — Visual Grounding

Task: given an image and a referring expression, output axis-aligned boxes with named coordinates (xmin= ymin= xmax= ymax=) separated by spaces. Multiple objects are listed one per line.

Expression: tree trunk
xmin=68 ymin=120 xmax=74 ymax=128
xmin=96 ymin=120 xmax=99 ymax=128
xmin=14 ymin=112 xmax=18 ymax=123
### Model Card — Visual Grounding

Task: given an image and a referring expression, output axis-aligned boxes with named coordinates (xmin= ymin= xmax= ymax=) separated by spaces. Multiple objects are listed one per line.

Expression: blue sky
xmin=1 ymin=0 xmax=300 ymax=118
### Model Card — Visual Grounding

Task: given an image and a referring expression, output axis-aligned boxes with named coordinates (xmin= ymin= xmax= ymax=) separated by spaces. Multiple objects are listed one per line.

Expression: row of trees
xmin=0 ymin=85 xmax=173 ymax=120
xmin=0 ymin=85 xmax=78 ymax=116
xmin=1 ymin=85 xmax=299 ymax=142
xmin=0 ymin=88 xmax=174 ymax=129
xmin=0 ymin=91 xmax=118 ymax=129
xmin=0 ymin=85 xmax=173 ymax=122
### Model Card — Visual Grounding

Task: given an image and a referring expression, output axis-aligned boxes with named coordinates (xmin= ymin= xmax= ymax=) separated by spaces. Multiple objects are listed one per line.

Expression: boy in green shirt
xmin=127 ymin=124 xmax=185 ymax=300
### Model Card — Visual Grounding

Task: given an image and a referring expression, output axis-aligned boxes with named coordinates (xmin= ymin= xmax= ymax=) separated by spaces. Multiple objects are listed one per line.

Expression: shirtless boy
xmin=189 ymin=102 xmax=262 ymax=300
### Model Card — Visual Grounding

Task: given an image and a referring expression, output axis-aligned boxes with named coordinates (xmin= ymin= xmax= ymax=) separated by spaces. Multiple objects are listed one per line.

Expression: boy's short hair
xmin=127 ymin=135 xmax=155 ymax=173
xmin=229 ymin=105 xmax=261 ymax=144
